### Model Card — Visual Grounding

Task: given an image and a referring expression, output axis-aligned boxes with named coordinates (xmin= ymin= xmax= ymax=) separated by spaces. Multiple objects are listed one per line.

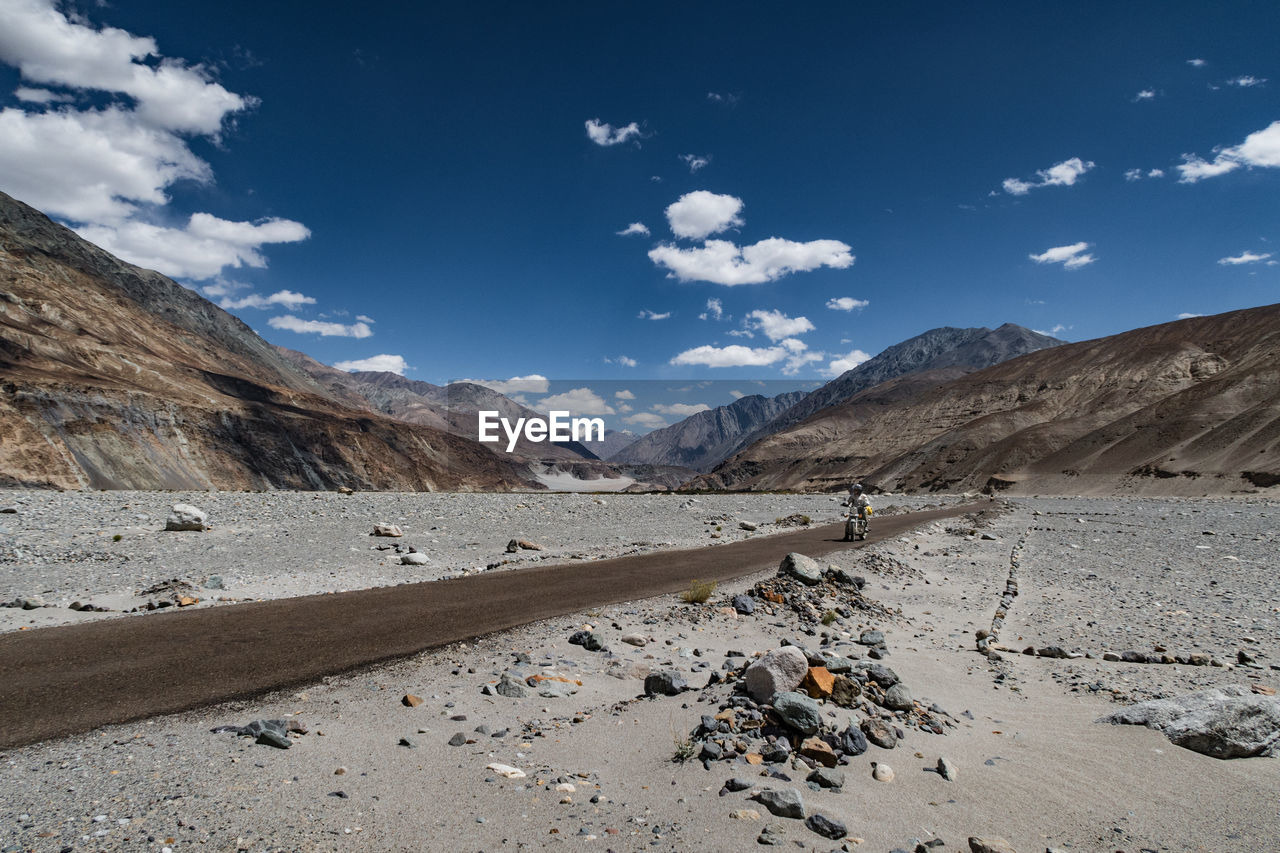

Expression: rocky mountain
xmin=610 ymin=392 xmax=807 ymax=472
xmin=692 ymin=305 xmax=1280 ymax=495
xmin=577 ymin=428 xmax=639 ymax=460
xmin=0 ymin=190 xmax=535 ymax=491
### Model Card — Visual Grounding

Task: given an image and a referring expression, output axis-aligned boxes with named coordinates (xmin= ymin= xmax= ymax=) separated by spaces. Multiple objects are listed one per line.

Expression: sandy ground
xmin=1 ymin=493 xmax=1278 ymax=853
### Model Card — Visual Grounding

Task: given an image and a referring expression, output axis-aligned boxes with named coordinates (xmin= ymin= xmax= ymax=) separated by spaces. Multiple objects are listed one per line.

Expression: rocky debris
xmin=164 ymin=503 xmax=208 ymax=532
xmin=371 ymin=523 xmax=403 ymax=537
xmin=568 ymin=630 xmax=605 ymax=651
xmin=210 ymin=718 xmax=307 ymax=749
xmin=526 ymin=674 xmax=580 ymax=698
xmin=883 ymin=683 xmax=915 ymax=711
xmin=969 ymin=838 xmax=1017 ymax=853
xmin=976 ymin=531 xmax=1024 ymax=655
xmin=447 ymin=732 xmax=468 ymax=746
xmin=751 ymin=788 xmax=805 ymax=819
xmin=745 ymin=646 xmax=809 ymax=702
xmin=872 ymin=762 xmax=894 ymax=782
xmin=774 ymin=514 xmax=812 ymax=528
xmin=506 ymin=538 xmax=543 ymax=552
xmin=644 ymin=670 xmax=688 ymax=696
xmin=1 ymin=594 xmax=50 ymax=610
xmin=137 ymin=578 xmax=200 ymax=609
xmin=728 ymin=808 xmax=760 ymax=820
xmin=805 ymin=813 xmax=847 ymax=839
xmin=481 ymin=672 xmax=530 ymax=698
xmin=780 ymin=552 xmax=824 ymax=585
xmin=826 ymin=566 xmax=866 ymax=588
xmin=1099 ymin=685 xmax=1280 ymax=758
xmin=862 ymin=717 xmax=898 ymax=749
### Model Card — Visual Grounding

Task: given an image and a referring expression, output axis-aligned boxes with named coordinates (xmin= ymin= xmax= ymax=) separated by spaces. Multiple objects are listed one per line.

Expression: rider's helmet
xmin=849 ymin=483 xmax=863 ymax=494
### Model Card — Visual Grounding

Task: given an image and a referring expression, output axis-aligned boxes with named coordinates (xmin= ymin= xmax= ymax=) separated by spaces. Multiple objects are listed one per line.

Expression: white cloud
xmin=333 ymin=354 xmax=410 ymax=375
xmin=76 ymin=213 xmax=310 ymax=280
xmin=664 ymin=191 xmax=744 ymax=240
xmin=539 ymin=387 xmax=615 ymax=415
xmin=1177 ymin=312 xmax=1205 ymax=319
xmin=356 ymin=315 xmax=375 ymax=323
xmin=652 ymin=402 xmax=711 ymax=417
xmin=1178 ymin=120 xmax=1280 ymax=182
xmin=671 ymin=343 xmax=789 ymax=368
xmin=726 ymin=328 xmax=754 ymax=338
xmin=728 ymin=389 xmax=744 ymax=399
xmin=13 ymin=85 xmax=72 ymax=103
xmin=614 ymin=389 xmax=636 ymax=400
xmin=825 ymin=348 xmax=873 ymax=376
xmin=622 ymin=412 xmax=668 ymax=430
xmin=638 ymin=309 xmax=671 ymax=320
xmin=605 ymin=355 xmax=638 ymax=367
xmin=267 ymin=315 xmax=372 ymax=338
xmin=747 ymin=309 xmax=814 ymax=341
xmin=680 ymin=153 xmax=710 ymax=173
xmin=1188 ymin=58 xmax=1207 ymax=67
xmin=219 ymin=289 xmax=316 ymax=310
xmin=1228 ymin=76 xmax=1266 ymax=87
xmin=1135 ymin=89 xmax=1156 ymax=100
xmin=463 ymin=375 xmax=550 ymax=396
xmin=1124 ymin=168 xmax=1143 ymax=181
xmin=699 ymin=297 xmax=724 ymax=321
xmin=1002 ymin=157 xmax=1095 ymax=195
xmin=1148 ymin=168 xmax=1165 ymax=178
xmin=1034 ymin=323 xmax=1070 ymax=336
xmin=616 ymin=222 xmax=650 ymax=237
xmin=585 ymin=118 xmax=640 ymax=147
xmin=649 ymin=237 xmax=854 ymax=285
xmin=1029 ymin=242 xmax=1095 ymax=270
xmin=826 ymin=296 xmax=869 ymax=311
xmin=1218 ymin=251 xmax=1272 ymax=265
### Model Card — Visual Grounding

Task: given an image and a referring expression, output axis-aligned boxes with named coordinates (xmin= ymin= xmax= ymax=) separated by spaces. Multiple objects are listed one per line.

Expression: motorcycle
xmin=844 ymin=505 xmax=871 ymax=541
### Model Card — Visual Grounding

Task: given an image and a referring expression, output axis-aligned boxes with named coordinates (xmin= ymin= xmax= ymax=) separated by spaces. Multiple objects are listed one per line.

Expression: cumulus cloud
xmin=622 ymin=412 xmax=668 ymax=430
xmin=680 ymin=153 xmax=710 ymax=173
xmin=665 ymin=191 xmax=744 ymax=240
xmin=605 ymin=355 xmax=638 ymax=367
xmin=1188 ymin=58 xmax=1207 ymax=67
xmin=538 ymin=387 xmax=615 ymax=415
xmin=1179 ymin=120 xmax=1280 ymax=182
xmin=463 ymin=375 xmax=550 ymax=396
xmin=585 ymin=118 xmax=640 ymax=146
xmin=614 ymin=390 xmax=636 ymax=400
xmin=1228 ymin=76 xmax=1266 ymax=87
xmin=334 ymin=354 xmax=410 ymax=375
xmin=826 ymin=296 xmax=869 ymax=311
xmin=747 ymin=309 xmax=814 ymax=341
xmin=1134 ymin=89 xmax=1156 ymax=101
xmin=699 ymin=297 xmax=724 ymax=321
xmin=1029 ymin=242 xmax=1095 ymax=270
xmin=652 ymin=402 xmax=711 ymax=417
xmin=219 ymin=289 xmax=316 ymax=310
xmin=649 ymin=237 xmax=853 ymax=285
xmin=1124 ymin=168 xmax=1143 ymax=181
xmin=670 ymin=337 xmax=820 ymax=374
xmin=638 ymin=309 xmax=671 ymax=320
xmin=1148 ymin=168 xmax=1165 ymax=178
xmin=1218 ymin=250 xmax=1272 ymax=265
xmin=268 ymin=315 xmax=373 ymax=338
xmin=0 ymin=0 xmax=307 ymax=282
xmin=1002 ymin=157 xmax=1095 ymax=195
xmin=616 ymin=222 xmax=650 ymax=237
xmin=825 ymin=348 xmax=873 ymax=376
xmin=1177 ymin=312 xmax=1205 ymax=319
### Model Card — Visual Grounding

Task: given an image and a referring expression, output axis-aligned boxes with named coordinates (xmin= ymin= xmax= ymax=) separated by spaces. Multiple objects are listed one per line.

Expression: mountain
xmin=610 ymin=392 xmax=807 ymax=472
xmin=577 ymin=428 xmax=639 ymax=460
xmin=0 ymin=190 xmax=535 ymax=491
xmin=692 ymin=305 xmax=1280 ymax=495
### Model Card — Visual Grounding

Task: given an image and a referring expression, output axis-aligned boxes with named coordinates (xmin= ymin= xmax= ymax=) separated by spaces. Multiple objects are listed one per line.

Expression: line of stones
xmin=974 ymin=530 xmax=1024 ymax=656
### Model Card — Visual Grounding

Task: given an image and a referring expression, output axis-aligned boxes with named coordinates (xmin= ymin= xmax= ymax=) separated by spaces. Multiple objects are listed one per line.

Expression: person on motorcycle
xmin=844 ymin=483 xmax=872 ymax=541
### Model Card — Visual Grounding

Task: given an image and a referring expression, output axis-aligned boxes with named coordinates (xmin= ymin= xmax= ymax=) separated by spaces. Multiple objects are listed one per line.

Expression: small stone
xmin=644 ymin=670 xmax=688 ymax=696
xmin=401 ymin=552 xmax=429 ymax=565
xmin=968 ymin=838 xmax=1017 ymax=853
xmin=398 ymin=737 xmax=416 ymax=748
xmin=745 ymin=646 xmax=809 ymax=702
xmin=872 ymin=762 xmax=894 ymax=782
xmin=620 ymin=633 xmax=647 ymax=647
xmin=858 ymin=630 xmax=885 ymax=646
xmin=866 ymin=663 xmax=899 ymax=687
xmin=255 ymin=730 xmax=291 ymax=749
xmin=806 ymin=767 xmax=845 ymax=789
xmin=861 ymin=717 xmax=896 ymax=750
xmin=402 ymin=694 xmax=423 ymax=707
xmin=724 ymin=777 xmax=753 ymax=792
xmin=731 ymin=594 xmax=755 ymax=615
xmin=739 ymin=521 xmax=758 ymax=531
xmin=804 ymin=813 xmax=847 ymax=840
xmin=447 ymin=732 xmax=467 ymax=746
xmin=372 ymin=523 xmax=403 ymax=537
xmin=752 ymin=788 xmax=805 ymax=819
xmin=493 ymin=672 xmax=529 ymax=698
xmin=800 ymin=666 xmax=835 ymax=699
xmin=486 ymin=763 xmax=526 ymax=779
xmin=937 ymin=756 xmax=958 ymax=781
xmin=729 ymin=809 xmax=760 ymax=820
xmin=757 ymin=822 xmax=788 ymax=846
xmin=799 ymin=737 xmax=838 ymax=767
xmin=830 ymin=675 xmax=861 ymax=707
xmin=882 ymin=683 xmax=914 ymax=711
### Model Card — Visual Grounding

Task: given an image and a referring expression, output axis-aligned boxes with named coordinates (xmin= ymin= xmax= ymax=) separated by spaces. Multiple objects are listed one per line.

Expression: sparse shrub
xmin=774 ymin=513 xmax=812 ymax=527
xmin=680 ymin=579 xmax=718 ymax=604
xmin=112 ymin=534 xmax=122 ymax=542
xmin=672 ymin=731 xmax=697 ymax=763
xmin=821 ymin=610 xmax=838 ymax=626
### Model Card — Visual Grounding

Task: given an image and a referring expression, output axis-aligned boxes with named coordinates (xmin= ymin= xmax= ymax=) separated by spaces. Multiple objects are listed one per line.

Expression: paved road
xmin=0 ymin=503 xmax=975 ymax=749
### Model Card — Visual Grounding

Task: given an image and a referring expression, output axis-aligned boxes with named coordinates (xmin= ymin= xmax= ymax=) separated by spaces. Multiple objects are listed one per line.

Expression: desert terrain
xmin=1 ymin=491 xmax=1277 ymax=853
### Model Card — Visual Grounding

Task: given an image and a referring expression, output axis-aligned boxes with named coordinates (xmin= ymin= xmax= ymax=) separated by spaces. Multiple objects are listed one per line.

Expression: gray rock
xmin=779 ymin=552 xmax=824 ymax=585
xmin=724 ymin=777 xmax=753 ymax=792
xmin=372 ymin=523 xmax=403 ymax=537
xmin=203 ymin=575 xmax=224 ymax=590
xmin=165 ymin=503 xmax=208 ymax=531
xmin=968 ymin=838 xmax=1017 ymax=853
xmin=448 ymin=732 xmax=467 ymax=746
xmin=731 ymin=594 xmax=755 ymax=615
xmin=806 ymin=767 xmax=845 ymax=789
xmin=804 ymin=813 xmax=847 ymax=839
xmin=858 ymin=629 xmax=885 ymax=646
xmin=536 ymin=680 xmax=578 ymax=698
xmin=772 ymin=691 xmax=821 ymax=735
xmin=937 ymin=756 xmax=958 ymax=781
xmin=18 ymin=595 xmax=46 ymax=610
xmin=836 ymin=722 xmax=868 ymax=756
xmin=739 ymin=521 xmax=758 ymax=531
xmin=882 ymin=683 xmax=915 ymax=711
xmin=825 ymin=566 xmax=866 ymax=588
xmin=620 ymin=633 xmax=647 ymax=647
xmin=401 ymin=552 xmax=429 ymax=565
xmin=493 ymin=672 xmax=529 ymax=698
xmin=757 ymin=822 xmax=788 ymax=846
xmin=752 ymin=788 xmax=805 ymax=819
xmin=744 ymin=645 xmax=809 ymax=702
xmin=861 ymin=717 xmax=897 ymax=750
xmin=1098 ymin=685 xmax=1280 ymax=758
xmin=255 ymin=729 xmax=291 ymax=749
xmin=644 ymin=670 xmax=688 ymax=696
xmin=866 ymin=663 xmax=899 ymax=687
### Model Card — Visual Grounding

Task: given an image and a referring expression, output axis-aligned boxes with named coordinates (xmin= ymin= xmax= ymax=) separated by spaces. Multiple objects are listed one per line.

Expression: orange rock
xmin=763 ymin=591 xmax=785 ymax=604
xmin=525 ymin=674 xmax=583 ymax=687
xmin=801 ymin=666 xmax=835 ymax=699
xmin=744 ymin=753 xmax=764 ymax=765
xmin=177 ymin=596 xmax=198 ymax=607
xmin=402 ymin=693 xmax=423 ymax=707
xmin=800 ymin=736 xmax=839 ymax=767
xmin=1253 ymin=685 xmax=1277 ymax=696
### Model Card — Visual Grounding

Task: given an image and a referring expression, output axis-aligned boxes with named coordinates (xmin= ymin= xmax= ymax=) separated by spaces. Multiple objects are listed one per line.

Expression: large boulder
xmin=745 ymin=646 xmax=809 ymax=702
xmin=165 ymin=504 xmax=208 ymax=531
xmin=772 ymin=691 xmax=821 ymax=735
xmin=1098 ymin=685 xmax=1280 ymax=758
xmin=779 ymin=553 xmax=823 ymax=585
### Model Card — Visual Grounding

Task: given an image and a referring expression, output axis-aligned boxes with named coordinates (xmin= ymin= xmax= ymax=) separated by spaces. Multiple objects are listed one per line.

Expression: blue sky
xmin=1 ymin=1 xmax=1277 ymax=424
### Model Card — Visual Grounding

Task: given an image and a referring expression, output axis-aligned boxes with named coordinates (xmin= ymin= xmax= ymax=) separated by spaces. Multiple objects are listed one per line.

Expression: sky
xmin=0 ymin=1 xmax=1277 ymax=434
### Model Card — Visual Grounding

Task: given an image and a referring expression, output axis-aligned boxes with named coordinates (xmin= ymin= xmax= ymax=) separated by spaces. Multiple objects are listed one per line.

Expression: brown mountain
xmin=0 ymin=190 xmax=535 ymax=491
xmin=693 ymin=305 xmax=1280 ymax=495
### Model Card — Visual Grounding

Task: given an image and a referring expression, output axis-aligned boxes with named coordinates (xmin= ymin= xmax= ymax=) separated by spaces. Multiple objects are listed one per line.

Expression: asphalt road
xmin=0 ymin=503 xmax=975 ymax=749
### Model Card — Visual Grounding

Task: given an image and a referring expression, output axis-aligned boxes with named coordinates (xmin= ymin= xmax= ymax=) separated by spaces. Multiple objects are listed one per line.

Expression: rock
xmin=724 ymin=777 xmax=753 ymax=792
xmin=752 ymin=788 xmax=805 ymax=819
xmin=799 ymin=737 xmax=838 ymax=767
xmin=731 ymin=594 xmax=755 ymax=615
xmin=18 ymin=595 xmax=46 ymax=610
xmin=872 ymin=762 xmax=894 ymax=782
xmin=800 ymin=666 xmax=835 ymax=699
xmin=779 ymin=552 xmax=824 ymax=586
xmin=826 ymin=566 xmax=866 ymax=588
xmin=805 ymin=813 xmax=847 ymax=839
xmin=569 ymin=630 xmax=604 ymax=651
xmin=204 ymin=575 xmax=224 ymax=590
xmin=372 ymin=523 xmax=403 ymax=537
xmin=620 ymin=632 xmax=647 ymax=647
xmin=858 ymin=629 xmax=885 ymax=646
xmin=401 ymin=552 xmax=429 ymax=565
xmin=644 ymin=670 xmax=688 ymax=696
xmin=255 ymin=729 xmax=291 ymax=749
xmin=1037 ymin=646 xmax=1069 ymax=659
xmin=729 ymin=808 xmax=760 ymax=820
xmin=831 ymin=675 xmax=861 ymax=707
xmin=176 ymin=595 xmax=198 ymax=607
xmin=447 ymin=732 xmax=467 ymax=746
xmin=486 ymin=762 xmax=526 ymax=779
xmin=861 ymin=717 xmax=897 ymax=750
xmin=806 ymin=767 xmax=845 ymax=789
xmin=772 ymin=691 xmax=821 ymax=735
xmin=165 ymin=504 xmax=208 ymax=531
xmin=866 ymin=663 xmax=900 ymax=687
xmin=745 ymin=646 xmax=809 ymax=702
xmin=399 ymin=737 xmax=416 ymax=748
xmin=1098 ymin=685 xmax=1280 ymax=758
xmin=739 ymin=521 xmax=758 ymax=531
xmin=937 ymin=756 xmax=958 ymax=781
xmin=0 ymin=506 xmax=16 ymax=513
xmin=506 ymin=538 xmax=543 ymax=552
xmin=491 ymin=672 xmax=529 ymax=698
xmin=882 ymin=683 xmax=915 ymax=711
xmin=757 ymin=823 xmax=788 ymax=846
xmin=402 ymin=693 xmax=423 ymax=707
xmin=968 ymin=838 xmax=1017 ymax=853
xmin=837 ymin=722 xmax=868 ymax=756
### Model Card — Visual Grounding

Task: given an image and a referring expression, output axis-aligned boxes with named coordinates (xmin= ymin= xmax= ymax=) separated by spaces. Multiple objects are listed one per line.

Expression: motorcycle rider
xmin=843 ymin=483 xmax=872 ymax=541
